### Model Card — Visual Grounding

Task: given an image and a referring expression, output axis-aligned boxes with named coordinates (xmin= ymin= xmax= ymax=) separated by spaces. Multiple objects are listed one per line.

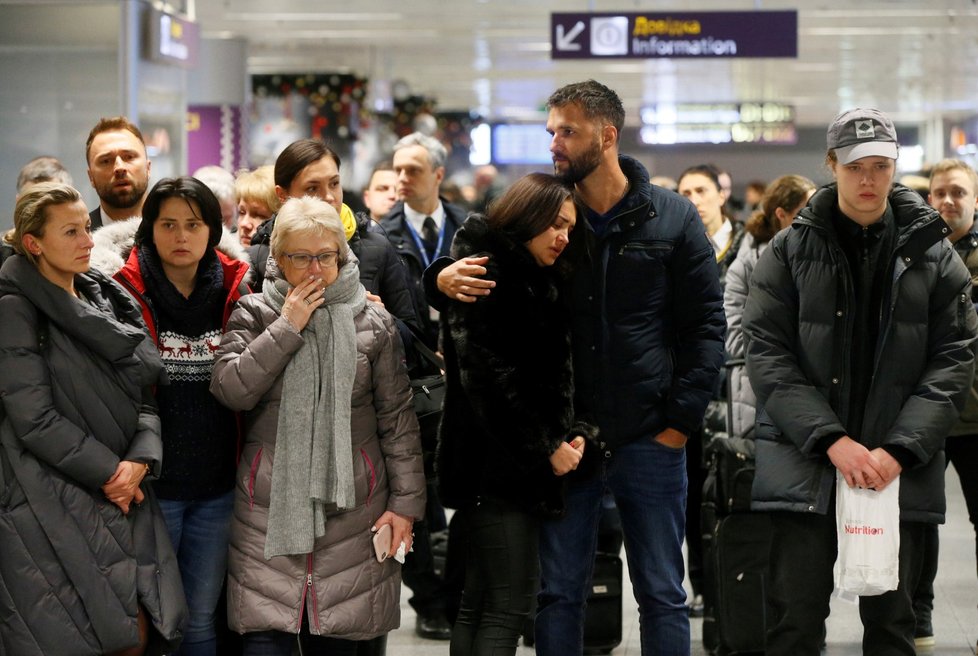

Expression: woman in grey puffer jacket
xmin=210 ymin=196 xmax=424 ymax=655
xmin=0 ymin=183 xmax=186 ymax=655
xmin=724 ymin=175 xmax=815 ymax=437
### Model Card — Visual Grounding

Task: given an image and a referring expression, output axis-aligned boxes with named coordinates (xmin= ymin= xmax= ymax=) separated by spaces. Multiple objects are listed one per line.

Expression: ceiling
xmin=193 ymin=0 xmax=978 ymax=129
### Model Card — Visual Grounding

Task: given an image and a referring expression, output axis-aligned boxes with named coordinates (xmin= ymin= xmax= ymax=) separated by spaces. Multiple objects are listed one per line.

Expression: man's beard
xmin=554 ymin=137 xmax=602 ymax=185
xmin=96 ymin=177 xmax=147 ymax=210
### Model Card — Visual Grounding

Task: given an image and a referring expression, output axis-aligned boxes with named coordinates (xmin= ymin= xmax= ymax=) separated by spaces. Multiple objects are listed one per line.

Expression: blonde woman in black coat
xmin=436 ymin=173 xmax=597 ymax=656
xmin=0 ymin=183 xmax=186 ymax=655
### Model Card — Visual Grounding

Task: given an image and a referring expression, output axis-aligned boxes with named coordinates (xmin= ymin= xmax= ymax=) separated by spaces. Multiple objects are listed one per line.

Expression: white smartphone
xmin=372 ymin=524 xmax=392 ymax=562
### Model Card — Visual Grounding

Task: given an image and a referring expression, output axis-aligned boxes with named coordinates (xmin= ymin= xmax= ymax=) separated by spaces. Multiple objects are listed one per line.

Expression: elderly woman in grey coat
xmin=0 ymin=183 xmax=186 ymax=656
xmin=210 ymin=196 xmax=424 ymax=656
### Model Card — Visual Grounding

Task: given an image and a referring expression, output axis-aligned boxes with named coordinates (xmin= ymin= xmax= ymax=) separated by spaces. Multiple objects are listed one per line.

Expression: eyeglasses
xmin=282 ymin=251 xmax=339 ymax=269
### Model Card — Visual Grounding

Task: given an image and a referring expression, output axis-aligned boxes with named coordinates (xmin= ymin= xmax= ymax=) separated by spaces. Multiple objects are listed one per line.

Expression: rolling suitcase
xmin=583 ymin=551 xmax=623 ymax=654
xmin=523 ymin=547 xmax=623 ymax=654
xmin=701 ymin=513 xmax=771 ymax=654
xmin=701 ymin=358 xmax=771 ymax=655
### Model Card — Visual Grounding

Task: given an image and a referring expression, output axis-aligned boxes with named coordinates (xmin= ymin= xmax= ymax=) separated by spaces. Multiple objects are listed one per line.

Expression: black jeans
xmin=242 ymin=618 xmax=360 ymax=656
xmin=451 ymin=498 xmax=539 ymax=656
xmin=912 ymin=433 xmax=978 ymax=620
xmin=766 ymin=506 xmax=926 ymax=656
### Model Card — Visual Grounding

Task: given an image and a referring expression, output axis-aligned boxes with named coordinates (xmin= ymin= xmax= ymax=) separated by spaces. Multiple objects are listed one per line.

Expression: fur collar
xmin=90 ymin=216 xmax=252 ymax=283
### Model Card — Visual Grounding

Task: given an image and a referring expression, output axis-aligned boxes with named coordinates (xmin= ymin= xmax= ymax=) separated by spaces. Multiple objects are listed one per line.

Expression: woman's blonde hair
xmin=234 ymin=165 xmax=280 ymax=215
xmin=5 ymin=182 xmax=83 ymax=265
xmin=270 ymin=196 xmax=349 ymax=267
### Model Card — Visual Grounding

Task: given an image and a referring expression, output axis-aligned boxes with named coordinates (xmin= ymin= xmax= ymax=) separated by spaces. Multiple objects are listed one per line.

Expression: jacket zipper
xmin=299 ymin=553 xmax=322 ymax=634
xmin=617 ymin=241 xmax=672 ymax=256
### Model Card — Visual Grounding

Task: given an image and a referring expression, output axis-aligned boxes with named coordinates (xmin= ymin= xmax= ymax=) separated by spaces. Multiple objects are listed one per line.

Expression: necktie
xmin=422 ymin=216 xmax=438 ymax=258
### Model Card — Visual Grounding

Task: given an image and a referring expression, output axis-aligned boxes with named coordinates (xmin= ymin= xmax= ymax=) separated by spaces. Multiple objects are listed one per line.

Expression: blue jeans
xmin=158 ymin=490 xmax=235 ymax=656
xmin=535 ymin=437 xmax=689 ymax=656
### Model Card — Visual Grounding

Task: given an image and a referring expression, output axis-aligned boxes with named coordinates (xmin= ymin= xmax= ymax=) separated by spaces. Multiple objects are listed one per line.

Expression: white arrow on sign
xmin=555 ymin=21 xmax=585 ymax=51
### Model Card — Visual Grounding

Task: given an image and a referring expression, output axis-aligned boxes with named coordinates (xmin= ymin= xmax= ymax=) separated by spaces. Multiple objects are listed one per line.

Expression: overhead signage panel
xmin=146 ymin=7 xmax=199 ymax=68
xmin=639 ymin=102 xmax=797 ymax=145
xmin=551 ymin=11 xmax=797 ymax=59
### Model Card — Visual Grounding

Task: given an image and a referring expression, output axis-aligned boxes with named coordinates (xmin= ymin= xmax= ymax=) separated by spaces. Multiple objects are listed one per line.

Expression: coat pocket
xmin=247 ymin=447 xmax=263 ymax=510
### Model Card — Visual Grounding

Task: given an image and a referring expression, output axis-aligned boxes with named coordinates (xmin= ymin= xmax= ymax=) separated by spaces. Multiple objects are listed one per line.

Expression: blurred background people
xmin=235 ymin=165 xmax=279 ymax=248
xmin=193 ymin=165 xmax=238 ymax=232
xmin=362 ymin=160 xmax=398 ymax=222
xmin=744 ymin=179 xmax=768 ymax=214
xmin=650 ymin=175 xmax=678 ymax=192
xmin=16 ymin=155 xmax=73 ymax=197
xmin=210 ymin=196 xmax=425 ymax=655
xmin=0 ymin=182 xmax=186 ymax=655
xmin=471 ymin=164 xmax=505 ymax=213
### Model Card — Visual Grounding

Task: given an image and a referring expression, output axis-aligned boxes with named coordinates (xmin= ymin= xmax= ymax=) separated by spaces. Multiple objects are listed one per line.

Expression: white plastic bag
xmin=833 ymin=470 xmax=900 ymax=598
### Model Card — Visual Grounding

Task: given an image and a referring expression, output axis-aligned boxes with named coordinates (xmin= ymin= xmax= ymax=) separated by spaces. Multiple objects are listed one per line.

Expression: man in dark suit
xmin=380 ymin=131 xmax=468 ymax=349
xmin=85 ymin=116 xmax=151 ymax=229
xmin=379 ymin=131 xmax=469 ymax=641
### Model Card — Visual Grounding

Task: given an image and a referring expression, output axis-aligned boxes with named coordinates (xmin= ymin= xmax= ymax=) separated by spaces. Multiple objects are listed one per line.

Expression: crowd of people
xmin=0 ymin=78 xmax=976 ymax=656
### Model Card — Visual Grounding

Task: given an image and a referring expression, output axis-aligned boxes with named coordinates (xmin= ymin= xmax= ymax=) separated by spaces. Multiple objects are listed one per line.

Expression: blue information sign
xmin=551 ymin=11 xmax=797 ymax=59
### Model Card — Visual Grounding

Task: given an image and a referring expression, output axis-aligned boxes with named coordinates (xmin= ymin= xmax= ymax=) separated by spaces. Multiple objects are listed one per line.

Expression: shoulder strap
xmin=405 ymin=321 xmax=445 ymax=371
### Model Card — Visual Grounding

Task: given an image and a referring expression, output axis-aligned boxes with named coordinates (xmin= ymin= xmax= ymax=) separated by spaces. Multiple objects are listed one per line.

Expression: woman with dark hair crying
xmin=437 ymin=172 xmax=597 ymax=655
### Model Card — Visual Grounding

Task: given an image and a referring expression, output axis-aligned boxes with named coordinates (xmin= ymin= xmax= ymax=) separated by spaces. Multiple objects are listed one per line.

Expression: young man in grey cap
xmin=742 ymin=108 xmax=978 ymax=655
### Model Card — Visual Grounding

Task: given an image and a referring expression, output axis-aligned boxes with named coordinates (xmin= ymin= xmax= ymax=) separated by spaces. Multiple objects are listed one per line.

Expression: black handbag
xmin=408 ymin=335 xmax=446 ymax=457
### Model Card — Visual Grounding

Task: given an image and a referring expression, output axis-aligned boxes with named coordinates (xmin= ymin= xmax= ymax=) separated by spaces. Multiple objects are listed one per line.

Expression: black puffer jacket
xmin=743 ymin=184 xmax=978 ymax=522
xmin=0 ymin=256 xmax=187 ymax=655
xmin=570 ymin=156 xmax=726 ymax=450
xmin=436 ymin=216 xmax=597 ymax=515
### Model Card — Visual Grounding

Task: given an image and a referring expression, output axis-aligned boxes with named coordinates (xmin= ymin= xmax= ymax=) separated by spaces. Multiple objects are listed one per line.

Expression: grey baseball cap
xmin=827 ymin=108 xmax=899 ymax=164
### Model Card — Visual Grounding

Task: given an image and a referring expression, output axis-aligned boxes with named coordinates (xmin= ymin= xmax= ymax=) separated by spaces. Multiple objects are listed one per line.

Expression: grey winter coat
xmin=743 ymin=183 xmax=978 ymax=522
xmin=724 ymin=233 xmax=765 ymax=437
xmin=210 ymin=292 xmax=425 ymax=639
xmin=0 ymin=256 xmax=187 ymax=655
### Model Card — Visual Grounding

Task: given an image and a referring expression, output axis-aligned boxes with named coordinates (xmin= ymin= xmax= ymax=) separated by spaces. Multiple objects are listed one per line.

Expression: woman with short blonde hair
xmin=211 ymin=196 xmax=424 ymax=656
xmin=234 ymin=166 xmax=280 ymax=248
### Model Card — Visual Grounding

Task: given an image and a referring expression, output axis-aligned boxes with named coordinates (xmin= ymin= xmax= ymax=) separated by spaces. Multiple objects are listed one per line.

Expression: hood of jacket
xmin=796 ymin=182 xmax=948 ymax=246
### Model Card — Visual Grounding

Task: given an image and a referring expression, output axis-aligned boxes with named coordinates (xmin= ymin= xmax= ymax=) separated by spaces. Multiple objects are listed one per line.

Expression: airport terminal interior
xmin=2 ymin=1 xmax=978 ymax=654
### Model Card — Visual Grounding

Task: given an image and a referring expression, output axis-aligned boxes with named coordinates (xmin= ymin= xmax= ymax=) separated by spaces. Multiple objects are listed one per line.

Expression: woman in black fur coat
xmin=436 ymin=172 xmax=597 ymax=656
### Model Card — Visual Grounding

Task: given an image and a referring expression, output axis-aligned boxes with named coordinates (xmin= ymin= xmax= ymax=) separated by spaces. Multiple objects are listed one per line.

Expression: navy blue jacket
xmin=425 ymin=156 xmax=725 ymax=453
xmin=571 ymin=155 xmax=726 ymax=450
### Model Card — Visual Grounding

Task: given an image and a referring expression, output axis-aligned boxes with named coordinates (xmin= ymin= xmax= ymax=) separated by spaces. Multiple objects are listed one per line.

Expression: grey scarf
xmin=261 ymin=256 xmax=367 ymax=558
